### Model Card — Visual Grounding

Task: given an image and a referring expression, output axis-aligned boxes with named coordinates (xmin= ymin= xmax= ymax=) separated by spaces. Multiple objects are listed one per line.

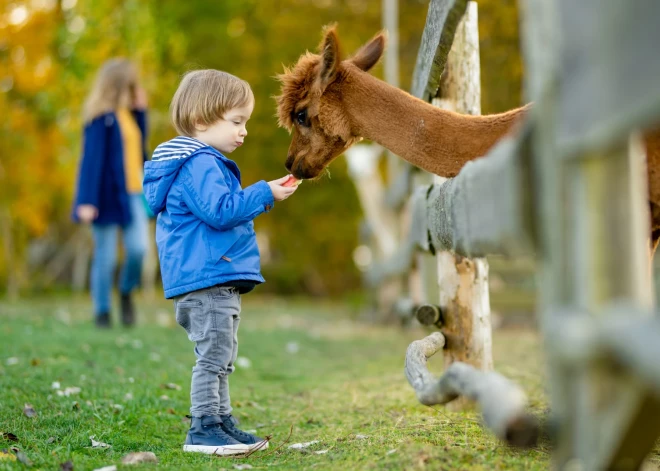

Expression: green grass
xmin=0 ymin=294 xmax=634 ymax=470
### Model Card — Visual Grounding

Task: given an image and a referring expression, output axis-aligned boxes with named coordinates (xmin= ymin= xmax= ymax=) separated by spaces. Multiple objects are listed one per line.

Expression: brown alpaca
xmin=276 ymin=26 xmax=660 ymax=249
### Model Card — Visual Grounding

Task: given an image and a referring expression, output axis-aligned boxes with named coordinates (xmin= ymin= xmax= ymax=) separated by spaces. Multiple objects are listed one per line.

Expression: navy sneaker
xmin=220 ymin=414 xmax=269 ymax=451
xmin=183 ymin=415 xmax=250 ymax=455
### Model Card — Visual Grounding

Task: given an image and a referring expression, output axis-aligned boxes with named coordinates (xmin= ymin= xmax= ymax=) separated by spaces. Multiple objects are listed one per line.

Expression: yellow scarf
xmin=116 ymin=108 xmax=143 ymax=194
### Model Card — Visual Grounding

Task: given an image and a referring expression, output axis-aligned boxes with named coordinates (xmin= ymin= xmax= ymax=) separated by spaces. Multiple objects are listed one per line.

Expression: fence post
xmin=432 ymin=3 xmax=494 ymax=409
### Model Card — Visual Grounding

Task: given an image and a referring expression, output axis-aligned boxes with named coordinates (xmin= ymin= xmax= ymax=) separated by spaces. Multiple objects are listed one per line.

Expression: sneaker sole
xmin=248 ymin=440 xmax=269 ymax=452
xmin=183 ymin=444 xmax=250 ymax=455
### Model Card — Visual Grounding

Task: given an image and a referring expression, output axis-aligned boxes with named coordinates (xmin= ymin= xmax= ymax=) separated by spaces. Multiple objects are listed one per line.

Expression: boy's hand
xmin=76 ymin=204 xmax=98 ymax=223
xmin=268 ymin=175 xmax=299 ymax=202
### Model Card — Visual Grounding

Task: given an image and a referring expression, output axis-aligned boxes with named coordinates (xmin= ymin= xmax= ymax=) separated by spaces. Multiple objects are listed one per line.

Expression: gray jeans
xmin=174 ymin=286 xmax=241 ymax=417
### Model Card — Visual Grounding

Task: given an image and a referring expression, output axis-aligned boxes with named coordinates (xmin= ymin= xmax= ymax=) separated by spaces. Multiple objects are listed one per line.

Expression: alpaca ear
xmin=319 ymin=25 xmax=341 ymax=87
xmin=350 ymin=32 xmax=386 ymax=72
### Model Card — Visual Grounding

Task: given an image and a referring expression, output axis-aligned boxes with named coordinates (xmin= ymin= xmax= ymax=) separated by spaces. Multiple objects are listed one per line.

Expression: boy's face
xmin=193 ymin=101 xmax=254 ymax=154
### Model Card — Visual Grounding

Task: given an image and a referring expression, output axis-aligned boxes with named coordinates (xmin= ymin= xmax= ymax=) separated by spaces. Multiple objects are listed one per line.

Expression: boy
xmin=143 ymin=70 xmax=298 ymax=455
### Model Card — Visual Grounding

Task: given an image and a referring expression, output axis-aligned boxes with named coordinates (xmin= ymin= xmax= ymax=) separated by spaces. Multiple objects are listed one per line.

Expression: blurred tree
xmin=0 ymin=0 xmax=521 ymax=297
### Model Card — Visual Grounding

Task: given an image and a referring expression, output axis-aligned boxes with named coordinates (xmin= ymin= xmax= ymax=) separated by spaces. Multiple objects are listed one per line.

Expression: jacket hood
xmin=143 ymin=136 xmax=210 ymax=214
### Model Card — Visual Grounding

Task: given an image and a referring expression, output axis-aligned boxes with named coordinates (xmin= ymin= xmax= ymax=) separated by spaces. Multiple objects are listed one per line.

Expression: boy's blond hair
xmin=170 ymin=70 xmax=254 ymax=137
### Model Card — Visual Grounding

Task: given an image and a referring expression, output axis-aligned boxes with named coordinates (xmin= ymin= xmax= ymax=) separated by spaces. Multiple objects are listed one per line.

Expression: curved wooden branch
xmin=405 ymin=332 xmax=539 ymax=447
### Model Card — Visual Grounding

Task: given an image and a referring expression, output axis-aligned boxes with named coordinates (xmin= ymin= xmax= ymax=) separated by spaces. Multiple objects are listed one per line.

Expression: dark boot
xmin=95 ymin=312 xmax=111 ymax=328
xmin=220 ymin=414 xmax=269 ymax=451
xmin=120 ymin=293 xmax=135 ymax=327
xmin=183 ymin=415 xmax=249 ymax=455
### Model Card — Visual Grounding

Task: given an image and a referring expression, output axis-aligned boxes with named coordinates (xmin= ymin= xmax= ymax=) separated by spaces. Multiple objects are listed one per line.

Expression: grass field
xmin=0 ymin=295 xmax=657 ymax=470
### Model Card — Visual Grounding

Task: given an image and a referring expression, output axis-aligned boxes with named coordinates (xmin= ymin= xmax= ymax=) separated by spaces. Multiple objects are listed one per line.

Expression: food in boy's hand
xmin=282 ymin=175 xmax=302 ymax=187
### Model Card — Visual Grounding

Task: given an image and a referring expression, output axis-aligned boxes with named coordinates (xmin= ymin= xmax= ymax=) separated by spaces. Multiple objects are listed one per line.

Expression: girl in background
xmin=73 ymin=58 xmax=149 ymax=328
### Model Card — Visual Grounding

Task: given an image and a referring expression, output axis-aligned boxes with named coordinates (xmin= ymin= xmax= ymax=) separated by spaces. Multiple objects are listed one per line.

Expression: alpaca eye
xmin=295 ymin=109 xmax=308 ymax=126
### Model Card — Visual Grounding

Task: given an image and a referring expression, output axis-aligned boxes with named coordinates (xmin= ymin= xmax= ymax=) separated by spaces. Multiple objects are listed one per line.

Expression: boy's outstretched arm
xmin=179 ymin=155 xmax=274 ymax=231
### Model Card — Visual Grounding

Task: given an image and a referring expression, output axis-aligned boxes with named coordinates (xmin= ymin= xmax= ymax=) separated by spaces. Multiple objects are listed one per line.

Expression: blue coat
xmin=143 ymin=136 xmax=274 ymax=298
xmin=72 ymin=110 xmax=148 ymax=226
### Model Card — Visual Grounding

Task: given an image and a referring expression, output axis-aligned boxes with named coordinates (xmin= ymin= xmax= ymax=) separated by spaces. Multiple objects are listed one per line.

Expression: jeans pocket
xmin=175 ymin=300 xmax=204 ymax=341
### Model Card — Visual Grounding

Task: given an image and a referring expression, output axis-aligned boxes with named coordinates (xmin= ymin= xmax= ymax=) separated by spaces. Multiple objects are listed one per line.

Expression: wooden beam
xmin=411 ymin=0 xmax=468 ymax=101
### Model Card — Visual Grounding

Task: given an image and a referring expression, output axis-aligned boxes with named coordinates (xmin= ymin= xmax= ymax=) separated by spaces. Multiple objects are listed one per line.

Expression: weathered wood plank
xmin=404 ymin=332 xmax=538 ymax=446
xmin=411 ymin=0 xmax=468 ymax=101
xmin=426 ymin=132 xmax=535 ymax=257
xmin=557 ymin=0 xmax=660 ymax=155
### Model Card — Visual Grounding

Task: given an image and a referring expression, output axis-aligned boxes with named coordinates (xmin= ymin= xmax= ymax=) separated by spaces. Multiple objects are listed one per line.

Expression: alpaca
xmin=276 ymin=26 xmax=660 ymax=250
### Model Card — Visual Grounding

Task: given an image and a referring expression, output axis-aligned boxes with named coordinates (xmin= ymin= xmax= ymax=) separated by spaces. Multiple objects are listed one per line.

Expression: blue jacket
xmin=143 ymin=136 xmax=274 ymax=298
xmin=72 ymin=110 xmax=148 ymax=226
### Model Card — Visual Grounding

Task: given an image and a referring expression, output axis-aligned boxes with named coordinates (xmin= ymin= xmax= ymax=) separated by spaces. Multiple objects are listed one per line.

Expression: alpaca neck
xmin=342 ymin=65 xmax=528 ymax=177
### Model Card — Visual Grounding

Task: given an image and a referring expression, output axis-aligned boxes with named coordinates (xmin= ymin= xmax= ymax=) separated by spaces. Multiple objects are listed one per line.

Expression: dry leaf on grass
xmin=121 ymin=451 xmax=158 ymax=464
xmin=57 ymin=387 xmax=81 ymax=397
xmin=23 ymin=404 xmax=37 ymax=418
xmin=288 ymin=440 xmax=319 ymax=449
xmin=92 ymin=466 xmax=117 ymax=471
xmin=14 ymin=449 xmax=33 ymax=466
xmin=233 ymin=464 xmax=253 ymax=470
xmin=0 ymin=449 xmax=16 ymax=461
xmin=89 ymin=436 xmax=111 ymax=448
xmin=161 ymin=383 xmax=181 ymax=390
xmin=1 ymin=432 xmax=18 ymax=442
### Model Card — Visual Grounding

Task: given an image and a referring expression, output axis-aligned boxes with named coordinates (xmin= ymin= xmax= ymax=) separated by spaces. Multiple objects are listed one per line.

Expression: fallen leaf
xmin=161 ymin=383 xmax=181 ymax=391
xmin=92 ymin=466 xmax=116 ymax=471
xmin=23 ymin=404 xmax=37 ymax=418
xmin=0 ymin=449 xmax=16 ymax=461
xmin=60 ymin=460 xmax=74 ymax=470
xmin=72 ymin=402 xmax=80 ymax=411
xmin=57 ymin=387 xmax=81 ymax=397
xmin=121 ymin=451 xmax=158 ymax=464
xmin=386 ymin=449 xmax=397 ymax=455
xmin=159 ymin=395 xmax=169 ymax=401
xmin=167 ymin=408 xmax=176 ymax=415
xmin=247 ymin=401 xmax=265 ymax=411
xmin=47 ymin=437 xmax=56 ymax=444
xmin=355 ymin=434 xmax=369 ymax=439
xmin=315 ymin=450 xmax=329 ymax=454
xmin=5 ymin=357 xmax=19 ymax=366
xmin=233 ymin=465 xmax=252 ymax=470
xmin=288 ymin=440 xmax=319 ymax=449
xmin=15 ymin=450 xmax=33 ymax=466
xmin=30 ymin=358 xmax=41 ymax=366
xmin=1 ymin=432 xmax=18 ymax=442
xmin=89 ymin=436 xmax=111 ymax=449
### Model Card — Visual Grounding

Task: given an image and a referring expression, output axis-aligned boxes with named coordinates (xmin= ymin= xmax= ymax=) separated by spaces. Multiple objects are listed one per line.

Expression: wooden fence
xmin=354 ymin=0 xmax=660 ymax=467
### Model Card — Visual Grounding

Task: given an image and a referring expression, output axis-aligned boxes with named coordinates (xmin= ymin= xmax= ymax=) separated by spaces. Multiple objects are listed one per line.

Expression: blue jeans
xmin=91 ymin=194 xmax=148 ymax=315
xmin=174 ymin=286 xmax=241 ymax=417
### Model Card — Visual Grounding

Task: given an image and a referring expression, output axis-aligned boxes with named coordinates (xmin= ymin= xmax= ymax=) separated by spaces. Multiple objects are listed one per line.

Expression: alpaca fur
xmin=276 ymin=25 xmax=660 ymax=250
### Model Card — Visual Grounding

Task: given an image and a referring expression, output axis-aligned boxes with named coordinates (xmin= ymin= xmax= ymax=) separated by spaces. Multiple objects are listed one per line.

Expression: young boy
xmin=143 ymin=70 xmax=298 ymax=455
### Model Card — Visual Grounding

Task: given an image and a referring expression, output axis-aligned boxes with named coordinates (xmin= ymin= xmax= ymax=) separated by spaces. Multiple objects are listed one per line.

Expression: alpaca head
xmin=276 ymin=25 xmax=385 ymax=179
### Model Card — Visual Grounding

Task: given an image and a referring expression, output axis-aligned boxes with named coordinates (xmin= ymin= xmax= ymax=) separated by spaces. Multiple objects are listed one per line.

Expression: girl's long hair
xmin=82 ymin=58 xmax=138 ymax=123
